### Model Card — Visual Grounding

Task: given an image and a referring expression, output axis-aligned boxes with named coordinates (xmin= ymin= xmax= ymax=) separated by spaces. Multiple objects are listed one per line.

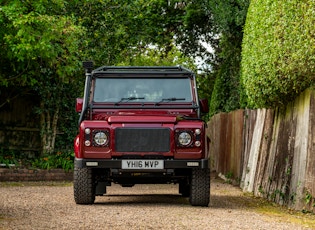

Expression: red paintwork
xmin=108 ymin=115 xmax=177 ymax=123
xmin=74 ymin=72 xmax=208 ymax=162
xmin=75 ymin=98 xmax=83 ymax=112
xmin=74 ymin=135 xmax=80 ymax=157
xmin=199 ymin=98 xmax=209 ymax=113
xmin=75 ymin=112 xmax=208 ymax=160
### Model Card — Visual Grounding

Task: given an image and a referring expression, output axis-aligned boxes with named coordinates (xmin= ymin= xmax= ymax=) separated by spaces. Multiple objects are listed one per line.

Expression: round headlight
xmin=178 ymin=132 xmax=192 ymax=146
xmin=94 ymin=132 xmax=108 ymax=146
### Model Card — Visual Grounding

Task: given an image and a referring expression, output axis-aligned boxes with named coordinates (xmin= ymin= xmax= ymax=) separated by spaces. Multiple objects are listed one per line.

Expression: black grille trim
xmin=115 ymin=128 xmax=170 ymax=152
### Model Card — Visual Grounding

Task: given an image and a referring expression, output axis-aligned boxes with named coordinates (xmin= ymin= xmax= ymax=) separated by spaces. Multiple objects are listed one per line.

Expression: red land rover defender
xmin=74 ymin=62 xmax=210 ymax=206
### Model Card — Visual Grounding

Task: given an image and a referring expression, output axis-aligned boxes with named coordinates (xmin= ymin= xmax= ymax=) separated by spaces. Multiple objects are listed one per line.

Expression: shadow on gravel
xmin=94 ymin=193 xmax=256 ymax=209
xmin=210 ymin=194 xmax=255 ymax=210
xmin=95 ymin=194 xmax=190 ymax=206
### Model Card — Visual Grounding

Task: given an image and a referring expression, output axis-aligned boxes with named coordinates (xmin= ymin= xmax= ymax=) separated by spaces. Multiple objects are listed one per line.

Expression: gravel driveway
xmin=0 ymin=178 xmax=313 ymax=230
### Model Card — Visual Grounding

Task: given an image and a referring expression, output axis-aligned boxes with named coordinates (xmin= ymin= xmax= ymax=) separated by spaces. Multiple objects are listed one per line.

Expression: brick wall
xmin=0 ymin=168 xmax=73 ymax=181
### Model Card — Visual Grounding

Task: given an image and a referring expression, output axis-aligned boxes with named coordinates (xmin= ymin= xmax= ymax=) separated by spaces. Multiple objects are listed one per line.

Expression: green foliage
xmin=176 ymin=0 xmax=217 ymax=60
xmin=241 ymin=0 xmax=315 ymax=108
xmin=209 ymin=35 xmax=243 ymax=115
xmin=0 ymin=0 xmax=84 ymax=86
xmin=53 ymin=81 xmax=82 ymax=152
xmin=224 ymin=171 xmax=234 ymax=184
xmin=208 ymin=0 xmax=250 ymax=115
xmin=69 ymin=0 xmax=185 ymax=65
xmin=33 ymin=76 xmax=82 ymax=153
xmin=118 ymin=45 xmax=196 ymax=68
xmin=0 ymin=148 xmax=74 ymax=171
xmin=196 ymin=70 xmax=215 ymax=103
xmin=304 ymin=191 xmax=313 ymax=205
xmin=1 ymin=0 xmax=250 ymax=155
xmin=0 ymin=0 xmax=85 ymax=154
xmin=208 ymin=0 xmax=249 ymax=34
xmin=0 ymin=149 xmax=20 ymax=167
xmin=31 ymin=152 xmax=74 ymax=171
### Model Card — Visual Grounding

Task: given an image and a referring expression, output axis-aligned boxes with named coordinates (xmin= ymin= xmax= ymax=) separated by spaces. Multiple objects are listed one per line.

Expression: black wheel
xmin=189 ymin=168 xmax=210 ymax=207
xmin=179 ymin=181 xmax=190 ymax=197
xmin=74 ymin=166 xmax=95 ymax=204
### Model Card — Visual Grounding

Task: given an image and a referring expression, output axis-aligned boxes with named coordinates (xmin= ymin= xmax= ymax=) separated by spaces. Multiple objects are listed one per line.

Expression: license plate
xmin=122 ymin=160 xmax=164 ymax=170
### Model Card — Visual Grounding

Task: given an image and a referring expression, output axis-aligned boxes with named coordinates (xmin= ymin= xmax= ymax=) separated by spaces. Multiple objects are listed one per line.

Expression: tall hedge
xmin=241 ymin=0 xmax=315 ymax=108
xmin=208 ymin=0 xmax=249 ymax=115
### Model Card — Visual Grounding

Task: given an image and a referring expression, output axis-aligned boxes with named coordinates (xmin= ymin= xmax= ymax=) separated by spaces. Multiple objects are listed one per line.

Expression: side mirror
xmin=76 ymin=98 xmax=83 ymax=112
xmin=199 ymin=98 xmax=209 ymax=113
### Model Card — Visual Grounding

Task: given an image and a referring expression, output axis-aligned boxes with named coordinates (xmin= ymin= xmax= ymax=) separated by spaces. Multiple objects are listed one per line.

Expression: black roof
xmin=92 ymin=65 xmax=194 ymax=76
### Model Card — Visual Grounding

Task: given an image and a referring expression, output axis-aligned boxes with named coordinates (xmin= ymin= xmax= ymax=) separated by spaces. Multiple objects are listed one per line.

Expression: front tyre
xmin=74 ymin=166 xmax=95 ymax=204
xmin=189 ymin=168 xmax=210 ymax=207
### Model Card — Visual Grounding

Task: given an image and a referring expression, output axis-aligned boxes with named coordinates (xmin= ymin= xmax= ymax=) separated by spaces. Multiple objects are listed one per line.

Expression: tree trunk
xmin=39 ymin=100 xmax=60 ymax=155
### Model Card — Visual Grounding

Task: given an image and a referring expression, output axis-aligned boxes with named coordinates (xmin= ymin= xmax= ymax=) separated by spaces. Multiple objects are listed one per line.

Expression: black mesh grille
xmin=115 ymin=128 xmax=170 ymax=152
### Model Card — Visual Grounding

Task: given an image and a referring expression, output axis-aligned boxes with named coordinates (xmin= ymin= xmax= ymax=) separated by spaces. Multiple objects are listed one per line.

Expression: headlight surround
xmin=93 ymin=131 xmax=109 ymax=146
xmin=178 ymin=131 xmax=192 ymax=146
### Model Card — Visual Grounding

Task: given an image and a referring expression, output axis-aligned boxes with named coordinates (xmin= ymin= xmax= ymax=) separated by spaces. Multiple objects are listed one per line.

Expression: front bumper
xmin=75 ymin=158 xmax=209 ymax=170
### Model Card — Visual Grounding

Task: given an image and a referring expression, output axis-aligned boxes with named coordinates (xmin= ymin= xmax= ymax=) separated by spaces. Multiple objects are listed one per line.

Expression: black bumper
xmin=75 ymin=158 xmax=209 ymax=170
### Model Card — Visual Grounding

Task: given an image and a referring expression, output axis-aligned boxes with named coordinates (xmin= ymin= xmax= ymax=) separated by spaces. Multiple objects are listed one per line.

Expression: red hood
xmin=107 ymin=115 xmax=177 ymax=124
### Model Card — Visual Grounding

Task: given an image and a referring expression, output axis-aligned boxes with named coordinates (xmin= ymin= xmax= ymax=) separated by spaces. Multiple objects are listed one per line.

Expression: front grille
xmin=115 ymin=128 xmax=170 ymax=152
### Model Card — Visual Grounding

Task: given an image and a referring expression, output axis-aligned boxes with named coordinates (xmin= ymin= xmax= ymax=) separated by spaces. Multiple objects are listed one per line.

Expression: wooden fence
xmin=0 ymin=89 xmax=41 ymax=155
xmin=207 ymin=88 xmax=315 ymax=212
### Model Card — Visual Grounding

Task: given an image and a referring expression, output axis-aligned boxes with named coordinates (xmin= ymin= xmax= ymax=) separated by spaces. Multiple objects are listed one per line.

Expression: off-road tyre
xmin=189 ymin=168 xmax=210 ymax=206
xmin=74 ymin=166 xmax=95 ymax=204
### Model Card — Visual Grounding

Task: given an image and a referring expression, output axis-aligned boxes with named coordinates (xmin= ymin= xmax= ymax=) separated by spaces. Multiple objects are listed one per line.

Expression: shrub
xmin=31 ymin=152 xmax=74 ymax=172
xmin=0 ymin=149 xmax=20 ymax=167
xmin=0 ymin=148 xmax=74 ymax=172
xmin=241 ymin=0 xmax=315 ymax=108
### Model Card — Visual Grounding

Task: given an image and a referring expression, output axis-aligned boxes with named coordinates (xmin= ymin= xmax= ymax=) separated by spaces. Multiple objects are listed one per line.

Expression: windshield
xmin=93 ymin=77 xmax=193 ymax=103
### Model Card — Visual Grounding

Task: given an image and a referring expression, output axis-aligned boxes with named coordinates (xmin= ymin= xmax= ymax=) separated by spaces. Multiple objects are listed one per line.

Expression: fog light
xmin=85 ymin=140 xmax=91 ymax=146
xmin=195 ymin=141 xmax=201 ymax=147
xmin=86 ymin=162 xmax=98 ymax=166
xmin=187 ymin=162 xmax=199 ymax=167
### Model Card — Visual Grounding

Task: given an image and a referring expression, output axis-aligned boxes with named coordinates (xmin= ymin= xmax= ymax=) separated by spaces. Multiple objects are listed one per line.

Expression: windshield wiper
xmin=155 ymin=97 xmax=185 ymax=106
xmin=115 ymin=97 xmax=145 ymax=105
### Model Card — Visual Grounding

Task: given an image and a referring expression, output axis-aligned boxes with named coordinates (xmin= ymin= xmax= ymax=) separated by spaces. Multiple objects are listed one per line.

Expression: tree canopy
xmin=0 ymin=0 xmax=85 ymax=154
xmin=0 ymin=0 xmax=217 ymax=154
xmin=0 ymin=0 xmax=84 ymax=86
xmin=67 ymin=0 xmax=215 ymax=67
xmin=3 ymin=0 xmax=289 ymax=155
